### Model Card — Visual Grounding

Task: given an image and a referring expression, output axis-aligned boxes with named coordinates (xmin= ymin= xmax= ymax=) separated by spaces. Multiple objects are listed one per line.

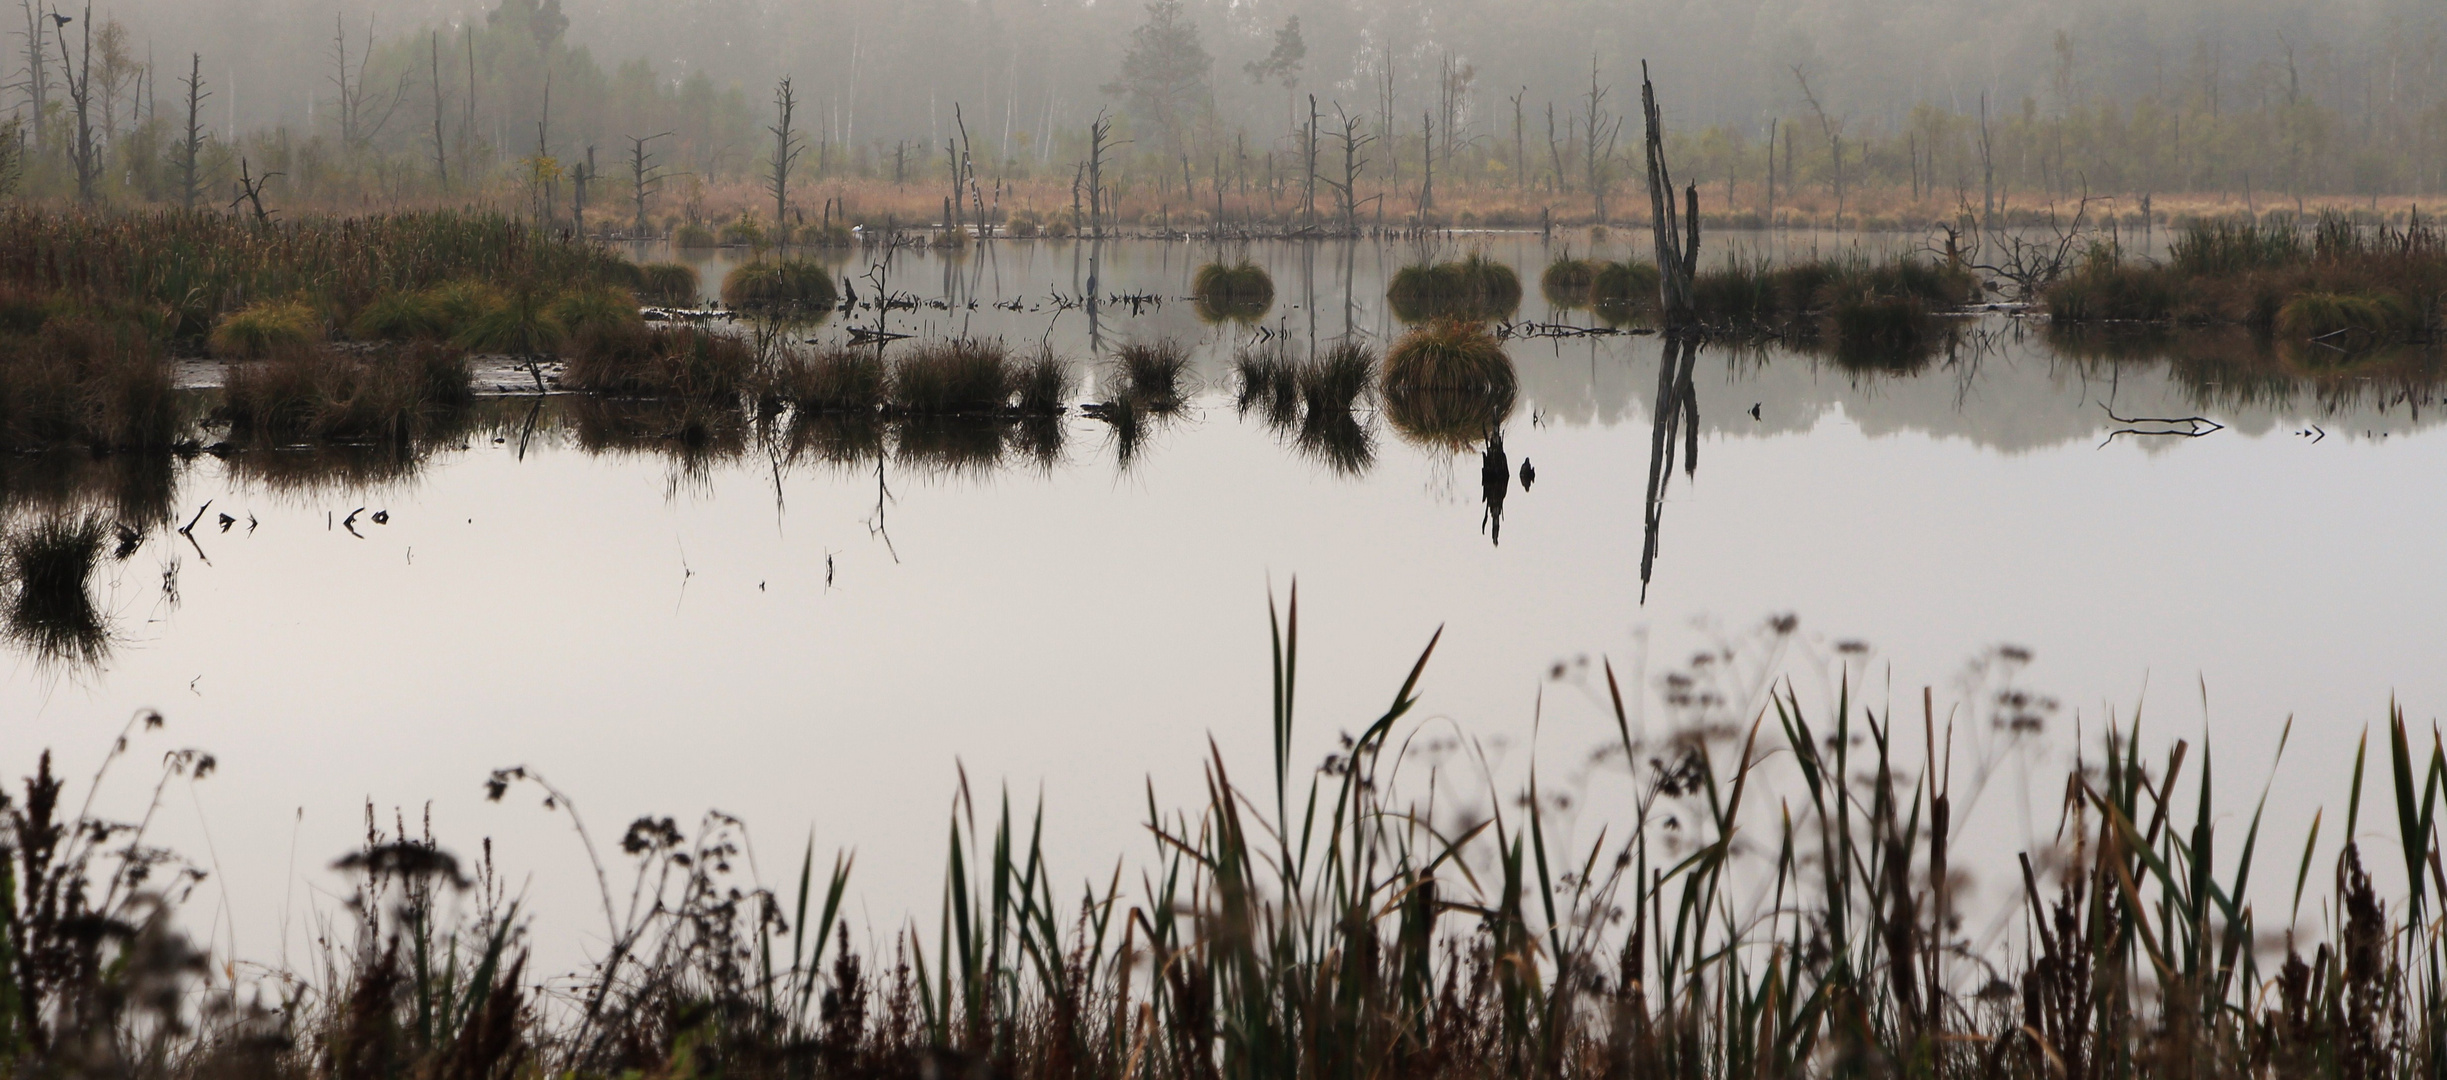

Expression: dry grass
xmin=1382 ymin=321 xmax=1516 ymax=448
xmin=219 ymin=344 xmax=473 ymax=444
xmin=1387 ymin=254 xmax=1522 ymax=323
xmin=561 ymin=324 xmax=756 ymax=401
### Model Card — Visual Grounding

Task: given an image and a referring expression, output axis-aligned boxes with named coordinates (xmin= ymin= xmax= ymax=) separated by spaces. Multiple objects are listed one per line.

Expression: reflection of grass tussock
xmin=1387 ymin=254 xmax=1523 ymax=322
xmin=563 ymin=325 xmax=756 ymax=401
xmin=2042 ymin=323 xmax=2447 ymax=413
xmin=1382 ymin=321 xmax=1515 ymax=448
xmin=1234 ymin=341 xmax=1300 ymax=427
xmin=721 ymin=259 xmax=839 ymax=315
xmin=1 ymin=512 xmax=111 ymax=669
xmin=634 ymin=263 xmax=702 ymax=307
xmin=220 ymin=345 xmax=474 ymax=444
xmin=0 ymin=451 xmax=176 ymax=529
xmin=1192 ymin=261 xmax=1274 ymax=322
xmin=0 ymin=320 xmax=182 ymax=453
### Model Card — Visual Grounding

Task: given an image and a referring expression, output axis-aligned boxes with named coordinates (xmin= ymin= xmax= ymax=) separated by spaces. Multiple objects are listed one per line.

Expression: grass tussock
xmin=766 ymin=344 xmax=888 ymax=413
xmin=633 ymin=262 xmax=702 ymax=307
xmin=1382 ymin=320 xmax=1516 ymax=448
xmin=0 ymin=319 xmax=181 ymax=452
xmin=2277 ymin=291 xmax=2424 ymax=344
xmin=720 ymin=259 xmax=840 ymax=315
xmin=1192 ymin=261 xmax=1275 ymax=322
xmin=1112 ymin=339 xmax=1192 ymax=410
xmin=1387 ymin=253 xmax=1523 ymax=322
xmin=890 ymin=338 xmax=1021 ymax=415
xmin=1540 ymin=258 xmax=1600 ymax=307
xmin=1694 ymin=254 xmax=1974 ymax=330
xmin=561 ymin=325 xmax=756 ymax=400
xmin=455 ymin=288 xmax=565 ymax=357
xmin=209 ymin=299 xmax=323 ymax=358
xmin=220 ymin=344 xmax=473 ymax=443
xmin=13 ymin=604 xmax=2447 ymax=1080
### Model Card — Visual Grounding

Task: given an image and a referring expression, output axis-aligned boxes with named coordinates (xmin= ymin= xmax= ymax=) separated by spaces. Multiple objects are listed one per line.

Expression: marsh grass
xmin=1112 ymin=339 xmax=1192 ymax=410
xmin=0 ymin=209 xmax=634 ymax=347
xmin=1383 ymin=321 xmax=1516 ymax=449
xmin=2275 ymin=292 xmax=2424 ymax=344
xmin=209 ymin=300 xmax=323 ymax=358
xmin=767 ymin=344 xmax=889 ymax=413
xmin=1540 ymin=258 xmax=1600 ymax=308
xmin=2051 ymin=214 xmax=2447 ymax=341
xmin=220 ymin=344 xmax=473 ymax=444
xmin=548 ymin=286 xmax=645 ymax=340
xmin=891 ymin=339 xmax=1021 ymax=415
xmin=1590 ymin=260 xmax=1662 ymax=319
xmin=633 ymin=263 xmax=702 ymax=307
xmin=456 ymin=288 xmax=565 ymax=357
xmin=721 ymin=259 xmax=840 ymax=316
xmin=1233 ymin=340 xmax=1301 ymax=427
xmin=562 ymin=325 xmax=756 ymax=400
xmin=1388 ymin=253 xmax=1523 ymax=322
xmin=1192 ymin=261 xmax=1275 ymax=322
xmin=0 ymin=320 xmax=181 ymax=452
xmin=13 ymin=600 xmax=2447 ymax=1080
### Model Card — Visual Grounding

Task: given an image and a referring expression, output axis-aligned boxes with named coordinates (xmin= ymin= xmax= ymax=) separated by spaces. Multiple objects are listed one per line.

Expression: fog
xmin=30 ymin=0 xmax=2447 ymax=177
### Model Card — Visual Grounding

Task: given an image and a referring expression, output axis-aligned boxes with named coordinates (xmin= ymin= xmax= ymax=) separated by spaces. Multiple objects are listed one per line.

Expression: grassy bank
xmin=2046 ymin=213 xmax=2447 ymax=347
xmin=3 ymin=601 xmax=2442 ymax=1079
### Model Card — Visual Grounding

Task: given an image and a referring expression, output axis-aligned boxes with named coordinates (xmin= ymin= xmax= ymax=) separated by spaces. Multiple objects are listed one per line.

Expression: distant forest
xmin=6 ymin=0 xmax=2445 ymax=221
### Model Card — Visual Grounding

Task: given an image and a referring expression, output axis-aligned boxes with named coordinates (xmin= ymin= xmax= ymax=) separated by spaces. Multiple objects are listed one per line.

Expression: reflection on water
xmin=13 ymin=235 xmax=2447 ymax=981
xmin=1641 ymin=336 xmax=1699 ymax=601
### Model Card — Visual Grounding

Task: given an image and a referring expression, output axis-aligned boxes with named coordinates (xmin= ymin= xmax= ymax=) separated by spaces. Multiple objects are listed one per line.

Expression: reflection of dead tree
xmin=2098 ymin=404 xmax=2224 ymax=447
xmin=865 ymin=458 xmax=899 ymax=563
xmin=1640 ymin=336 xmax=1699 ymax=602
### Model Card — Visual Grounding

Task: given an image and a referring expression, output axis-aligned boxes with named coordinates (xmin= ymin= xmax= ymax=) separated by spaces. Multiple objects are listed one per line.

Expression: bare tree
xmin=329 ymin=14 xmax=405 ymax=150
xmin=176 ymin=53 xmax=206 ymax=211
xmin=768 ymin=76 xmax=802 ymax=236
xmin=17 ymin=1 xmax=49 ymax=130
xmin=1792 ymin=66 xmax=1844 ymax=225
xmin=629 ymin=131 xmax=671 ymax=237
xmin=1320 ymin=103 xmax=1374 ymax=233
xmin=56 ymin=2 xmax=94 ymax=203
xmin=427 ymin=30 xmax=447 ymax=191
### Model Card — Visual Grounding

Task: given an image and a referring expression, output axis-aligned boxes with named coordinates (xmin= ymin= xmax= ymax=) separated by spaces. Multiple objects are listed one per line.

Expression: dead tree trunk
xmin=58 ymin=2 xmax=94 ymax=203
xmin=1640 ymin=62 xmax=1698 ymax=331
xmin=178 ymin=53 xmax=207 ymax=212
xmin=428 ymin=31 xmax=447 ymax=192
xmin=630 ymin=131 xmax=669 ymax=237
xmin=769 ymin=77 xmax=801 ymax=239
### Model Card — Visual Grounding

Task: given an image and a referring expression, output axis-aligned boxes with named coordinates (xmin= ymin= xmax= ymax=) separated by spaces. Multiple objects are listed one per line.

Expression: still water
xmin=5 ymin=232 xmax=2443 ymax=968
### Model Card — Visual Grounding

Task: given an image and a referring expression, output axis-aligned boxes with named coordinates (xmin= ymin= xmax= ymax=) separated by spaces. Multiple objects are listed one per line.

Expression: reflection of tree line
xmin=1512 ymin=324 xmax=2447 ymax=447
